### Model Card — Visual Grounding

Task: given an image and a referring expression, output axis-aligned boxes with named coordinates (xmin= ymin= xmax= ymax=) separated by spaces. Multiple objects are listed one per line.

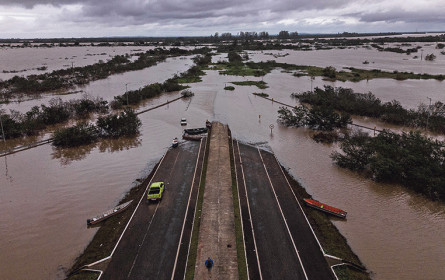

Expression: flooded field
xmin=1 ymin=45 xmax=445 ymax=280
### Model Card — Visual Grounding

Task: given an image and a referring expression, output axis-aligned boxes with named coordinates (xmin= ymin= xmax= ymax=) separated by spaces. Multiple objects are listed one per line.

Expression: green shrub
xmin=96 ymin=108 xmax=141 ymax=138
xmin=53 ymin=122 xmax=98 ymax=147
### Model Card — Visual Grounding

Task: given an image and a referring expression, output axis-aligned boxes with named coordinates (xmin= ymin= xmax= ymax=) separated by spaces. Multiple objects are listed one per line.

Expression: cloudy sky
xmin=0 ymin=0 xmax=444 ymax=38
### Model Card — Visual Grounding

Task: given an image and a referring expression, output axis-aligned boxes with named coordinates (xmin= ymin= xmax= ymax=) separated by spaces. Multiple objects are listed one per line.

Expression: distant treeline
xmin=0 ymin=47 xmax=211 ymax=100
xmin=293 ymin=86 xmax=445 ymax=134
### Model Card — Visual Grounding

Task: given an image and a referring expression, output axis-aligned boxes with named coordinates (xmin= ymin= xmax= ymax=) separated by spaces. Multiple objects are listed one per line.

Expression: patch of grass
xmin=66 ymin=270 xmax=99 ymax=280
xmin=177 ymin=76 xmax=203 ymax=83
xmin=231 ymin=80 xmax=268 ymax=89
xmin=216 ymin=62 xmax=269 ymax=77
xmin=228 ymin=128 xmax=248 ymax=279
xmin=224 ymin=86 xmax=235 ymax=91
xmin=217 ymin=60 xmax=445 ymax=82
xmin=281 ymin=168 xmax=370 ymax=280
xmin=252 ymin=92 xmax=269 ymax=97
xmin=333 ymin=265 xmax=370 ymax=280
xmin=185 ymin=134 xmax=211 ymax=280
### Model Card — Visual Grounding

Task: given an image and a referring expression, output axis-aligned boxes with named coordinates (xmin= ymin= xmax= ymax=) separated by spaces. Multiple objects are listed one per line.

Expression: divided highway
xmin=101 ymin=140 xmax=206 ymax=280
xmin=233 ymin=141 xmax=335 ymax=280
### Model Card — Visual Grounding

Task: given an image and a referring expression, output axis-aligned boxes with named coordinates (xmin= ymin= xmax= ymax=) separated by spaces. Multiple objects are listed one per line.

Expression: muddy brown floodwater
xmin=1 ymin=46 xmax=445 ymax=280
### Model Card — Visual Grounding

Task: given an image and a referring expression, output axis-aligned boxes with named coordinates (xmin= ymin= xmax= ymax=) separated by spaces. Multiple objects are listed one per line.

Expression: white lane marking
xmin=87 ymin=152 xmax=168 ymax=278
xmin=171 ymin=139 xmax=203 ymax=280
xmin=238 ymin=141 xmax=263 ymax=280
xmin=257 ymin=147 xmax=309 ymax=280
xmin=232 ymin=138 xmax=249 ymax=280
xmin=183 ymin=137 xmax=207 ymax=279
xmin=127 ymin=202 xmax=161 ymax=279
xmin=271 ymin=153 xmax=325 ymax=253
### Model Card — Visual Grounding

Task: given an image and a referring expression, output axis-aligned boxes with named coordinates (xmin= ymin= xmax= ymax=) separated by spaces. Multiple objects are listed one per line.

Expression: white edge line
xmin=171 ymin=138 xmax=203 ymax=280
xmin=272 ymin=153 xmax=341 ymax=280
xmin=272 ymin=153 xmax=325 ymax=252
xmin=330 ymin=265 xmax=341 ymax=280
xmin=85 ymin=152 xmax=168 ymax=269
xmin=183 ymin=137 xmax=207 ymax=279
xmin=82 ymin=268 xmax=103 ymax=280
xmin=237 ymin=141 xmax=263 ymax=280
xmin=232 ymin=138 xmax=249 ymax=280
xmin=257 ymin=147 xmax=309 ymax=280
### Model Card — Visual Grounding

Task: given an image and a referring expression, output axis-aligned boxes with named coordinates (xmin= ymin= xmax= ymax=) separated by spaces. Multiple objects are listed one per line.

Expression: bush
xmin=331 ymin=130 xmax=445 ymax=201
xmin=181 ymin=89 xmax=195 ymax=97
xmin=96 ymin=108 xmax=141 ymax=138
xmin=53 ymin=122 xmax=98 ymax=147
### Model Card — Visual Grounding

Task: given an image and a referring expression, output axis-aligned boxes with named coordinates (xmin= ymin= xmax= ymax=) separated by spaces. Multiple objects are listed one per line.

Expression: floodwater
xmin=3 ymin=56 xmax=193 ymax=113
xmin=1 ymin=45 xmax=445 ymax=280
xmin=249 ymin=43 xmax=445 ymax=75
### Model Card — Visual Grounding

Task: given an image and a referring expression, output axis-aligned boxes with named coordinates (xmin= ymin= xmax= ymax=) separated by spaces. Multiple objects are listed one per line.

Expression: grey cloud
xmin=349 ymin=9 xmax=445 ymax=24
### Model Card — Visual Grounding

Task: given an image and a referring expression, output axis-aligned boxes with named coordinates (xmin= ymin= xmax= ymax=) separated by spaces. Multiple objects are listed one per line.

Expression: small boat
xmin=87 ymin=200 xmax=133 ymax=226
xmin=172 ymin=137 xmax=179 ymax=148
xmin=182 ymin=133 xmax=202 ymax=141
xmin=184 ymin=127 xmax=208 ymax=135
xmin=303 ymin=198 xmax=347 ymax=218
xmin=180 ymin=118 xmax=187 ymax=126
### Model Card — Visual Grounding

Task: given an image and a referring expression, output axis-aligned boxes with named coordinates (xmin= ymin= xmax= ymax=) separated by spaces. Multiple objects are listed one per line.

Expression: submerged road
xmin=101 ymin=139 xmax=206 ymax=280
xmin=234 ymin=141 xmax=335 ymax=280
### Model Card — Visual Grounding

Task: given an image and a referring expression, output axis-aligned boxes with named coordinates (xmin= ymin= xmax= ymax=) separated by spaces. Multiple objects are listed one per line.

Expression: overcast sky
xmin=0 ymin=0 xmax=444 ymax=38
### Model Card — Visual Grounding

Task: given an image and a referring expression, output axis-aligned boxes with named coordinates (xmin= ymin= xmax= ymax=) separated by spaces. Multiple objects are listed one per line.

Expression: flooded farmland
xmin=1 ymin=44 xmax=445 ymax=280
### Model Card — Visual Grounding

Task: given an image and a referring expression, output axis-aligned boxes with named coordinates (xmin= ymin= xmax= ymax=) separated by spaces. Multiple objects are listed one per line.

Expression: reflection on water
xmin=1 ymin=46 xmax=445 ymax=280
xmin=52 ymin=136 xmax=141 ymax=165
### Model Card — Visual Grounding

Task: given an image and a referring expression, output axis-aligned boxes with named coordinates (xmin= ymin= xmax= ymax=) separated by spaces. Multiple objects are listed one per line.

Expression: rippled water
xmin=1 ymin=46 xmax=445 ymax=280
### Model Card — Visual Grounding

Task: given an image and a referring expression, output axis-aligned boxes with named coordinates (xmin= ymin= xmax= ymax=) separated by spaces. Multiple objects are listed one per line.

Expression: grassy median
xmin=228 ymin=128 xmax=249 ymax=279
xmin=184 ymin=134 xmax=211 ymax=280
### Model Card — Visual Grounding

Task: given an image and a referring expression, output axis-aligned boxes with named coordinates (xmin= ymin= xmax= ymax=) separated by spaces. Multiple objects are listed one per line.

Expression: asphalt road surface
xmin=101 ymin=140 xmax=205 ymax=280
xmin=234 ymin=141 xmax=335 ymax=280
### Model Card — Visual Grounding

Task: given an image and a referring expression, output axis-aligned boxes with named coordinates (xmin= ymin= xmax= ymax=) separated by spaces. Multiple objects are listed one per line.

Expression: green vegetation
xmin=66 ymin=271 xmax=99 ymax=280
xmin=371 ymin=43 xmax=421 ymax=54
xmin=224 ymin=86 xmax=235 ymax=91
xmin=293 ymin=86 xmax=445 ymax=134
xmin=228 ymin=129 xmax=248 ymax=280
xmin=231 ymin=80 xmax=268 ymax=89
xmin=252 ymin=92 xmax=269 ymax=97
xmin=331 ymin=130 xmax=445 ymax=202
xmin=1 ymin=53 xmax=210 ymax=142
xmin=185 ymin=133 xmax=210 ymax=280
xmin=53 ymin=109 xmax=141 ymax=147
xmin=312 ymin=131 xmax=340 ymax=143
xmin=53 ymin=122 xmax=98 ymax=147
xmin=67 ymin=164 xmax=159 ymax=278
xmin=0 ymin=97 xmax=107 ymax=139
xmin=215 ymin=60 xmax=445 ymax=82
xmin=333 ymin=266 xmax=369 ymax=280
xmin=0 ymin=47 xmax=211 ymax=100
xmin=278 ymin=105 xmax=351 ymax=131
xmin=111 ymin=54 xmax=211 ymax=109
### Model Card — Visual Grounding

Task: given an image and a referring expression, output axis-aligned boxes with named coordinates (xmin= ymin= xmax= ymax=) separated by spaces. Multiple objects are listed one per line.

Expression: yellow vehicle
xmin=147 ymin=182 xmax=165 ymax=202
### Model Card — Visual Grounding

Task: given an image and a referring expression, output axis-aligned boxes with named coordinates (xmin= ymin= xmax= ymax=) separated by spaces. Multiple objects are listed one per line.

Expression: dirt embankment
xmin=66 ymin=161 xmax=160 ymax=279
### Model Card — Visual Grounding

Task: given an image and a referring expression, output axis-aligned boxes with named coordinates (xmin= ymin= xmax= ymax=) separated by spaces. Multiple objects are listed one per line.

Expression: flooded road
xmin=1 ymin=47 xmax=445 ymax=279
